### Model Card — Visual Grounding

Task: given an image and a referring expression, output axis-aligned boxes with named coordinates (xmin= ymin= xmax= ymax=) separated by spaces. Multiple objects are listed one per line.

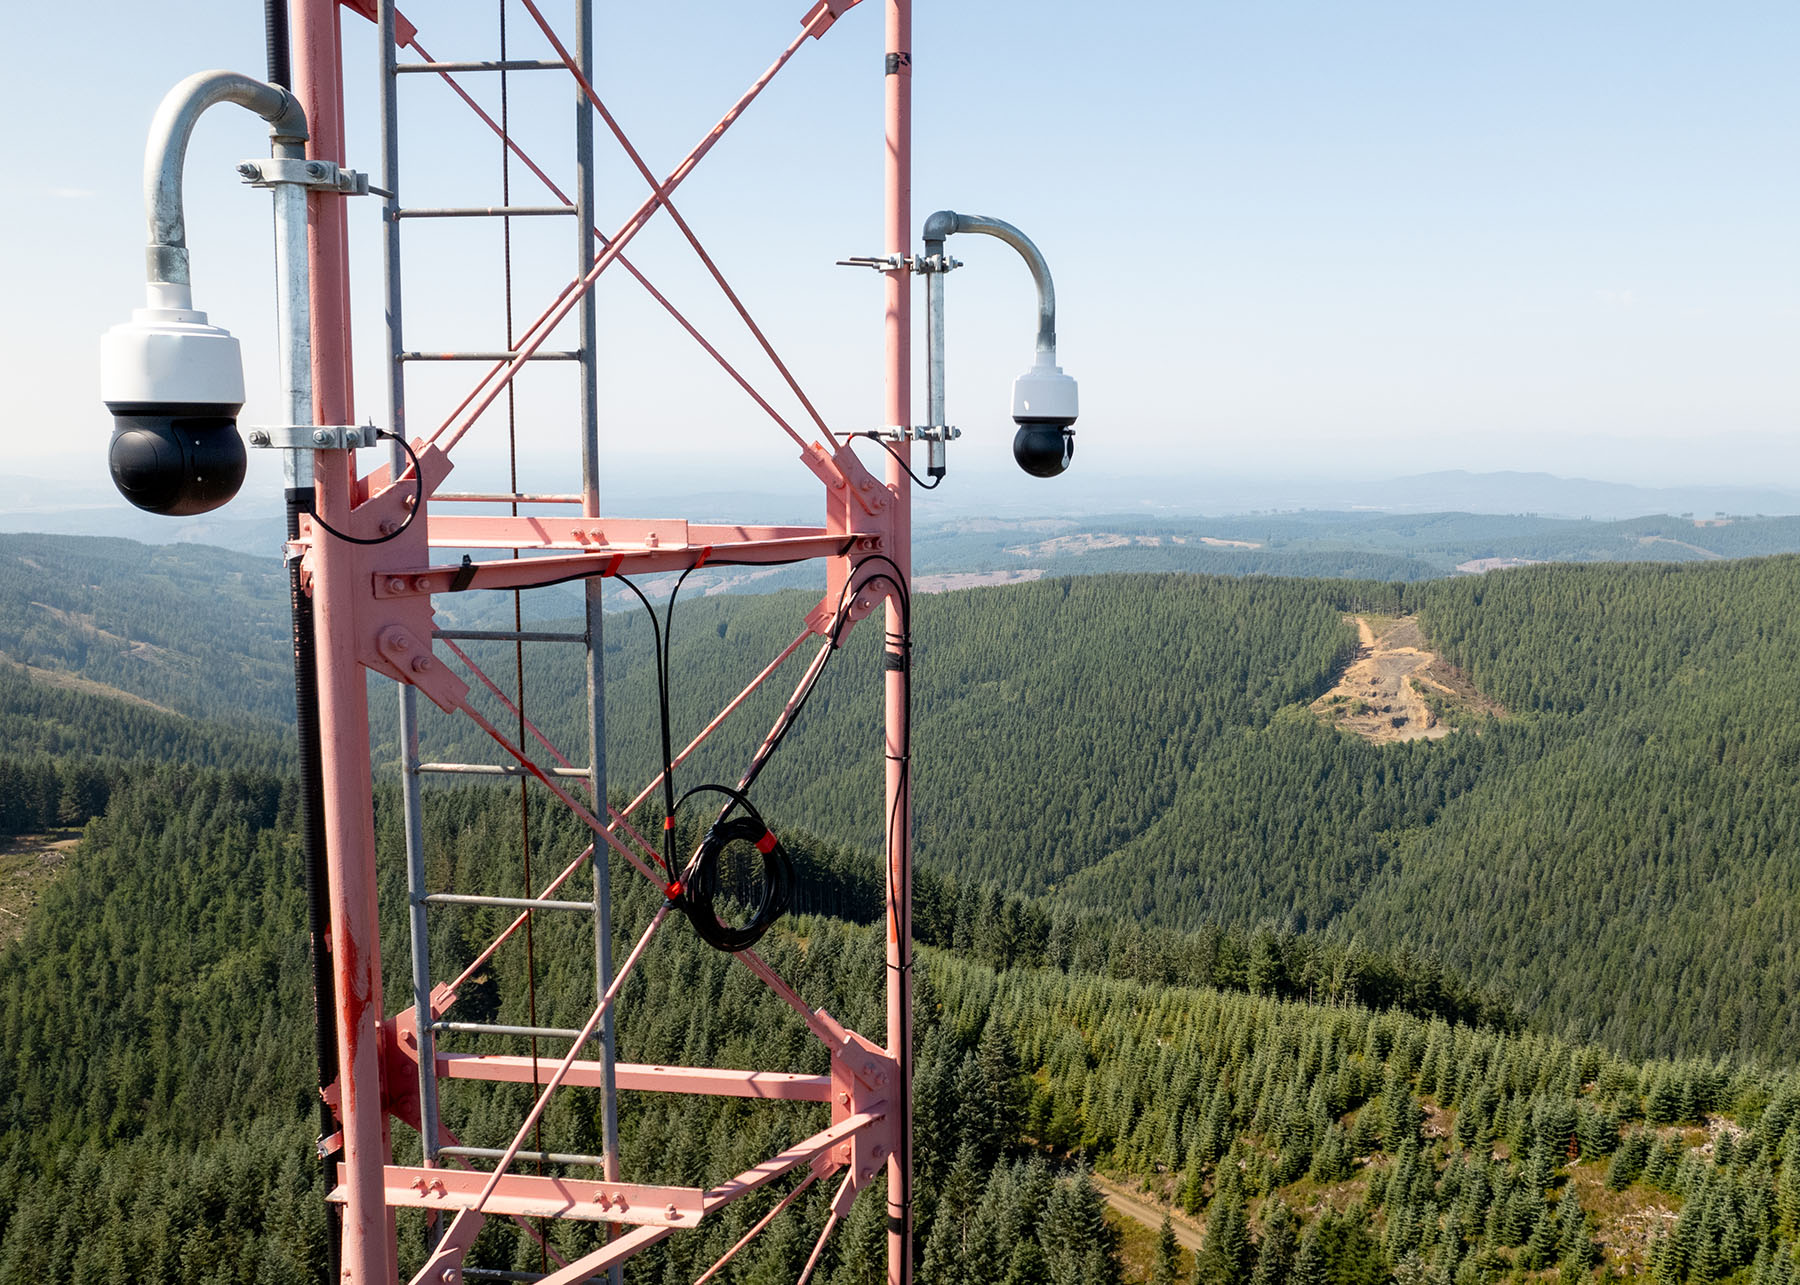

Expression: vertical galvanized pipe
xmin=882 ymin=2 xmax=914 ymax=1283
xmin=293 ymin=1 xmax=391 ymax=1280
xmin=269 ymin=65 xmax=340 ymax=1276
xmin=574 ymin=7 xmax=624 ymax=1274
xmin=376 ymin=0 xmax=441 ymax=1185
xmin=925 ymin=234 xmax=946 ymax=472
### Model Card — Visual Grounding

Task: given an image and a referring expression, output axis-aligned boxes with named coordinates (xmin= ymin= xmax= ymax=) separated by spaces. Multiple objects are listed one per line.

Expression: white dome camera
xmin=101 ymin=282 xmax=247 ymax=516
xmin=1010 ymin=360 xmax=1078 ymax=478
xmin=98 ymin=69 xmax=306 ymax=517
xmin=920 ymin=210 xmax=1080 ymax=480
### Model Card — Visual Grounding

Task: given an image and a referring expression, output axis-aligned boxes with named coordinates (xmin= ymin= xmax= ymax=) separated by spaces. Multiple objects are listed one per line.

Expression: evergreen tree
xmin=920 ymin=1144 xmax=982 ymax=1285
xmin=1151 ymin=1215 xmax=1184 ymax=1285
xmin=1290 ymin=1219 xmax=1329 ymax=1285
xmin=1249 ymin=1201 xmax=1298 ymax=1285
xmin=1179 ymin=1151 xmax=1207 ymax=1216
xmin=1198 ymin=1167 xmax=1254 ymax=1285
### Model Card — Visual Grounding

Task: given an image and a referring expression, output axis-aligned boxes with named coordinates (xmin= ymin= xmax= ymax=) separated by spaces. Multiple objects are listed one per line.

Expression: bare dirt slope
xmin=1311 ymin=615 xmax=1499 ymax=743
xmin=913 ymin=570 xmax=1047 ymax=594
xmin=0 ymin=831 xmax=77 ymax=948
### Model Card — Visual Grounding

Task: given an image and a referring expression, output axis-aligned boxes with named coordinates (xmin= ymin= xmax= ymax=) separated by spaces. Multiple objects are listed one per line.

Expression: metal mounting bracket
xmin=871 ymin=425 xmax=960 ymax=443
xmin=835 ymin=253 xmax=913 ymax=273
xmin=246 ymin=424 xmax=383 ymax=450
xmin=237 ymin=156 xmax=379 ymax=196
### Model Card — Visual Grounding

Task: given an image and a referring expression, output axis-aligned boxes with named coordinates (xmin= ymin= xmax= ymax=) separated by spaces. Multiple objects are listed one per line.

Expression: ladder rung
xmin=437 ymin=492 xmax=585 ymax=504
xmin=424 ymin=893 xmax=595 ymax=912
xmin=396 ymin=205 xmax=577 ymax=219
xmin=400 ymin=350 xmax=581 ymax=362
xmin=416 ymin=763 xmax=591 ymax=779
xmin=434 ymin=628 xmax=589 ymax=644
xmin=438 ymin=1145 xmax=609 ymax=1168
xmin=397 ymin=59 xmax=567 ymax=74
xmin=434 ymin=1021 xmax=594 ymax=1040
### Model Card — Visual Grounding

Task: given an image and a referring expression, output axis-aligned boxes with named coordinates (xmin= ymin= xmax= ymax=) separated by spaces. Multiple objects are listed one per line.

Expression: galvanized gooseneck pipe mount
xmin=144 ymin=70 xmax=308 ymax=296
xmin=921 ymin=209 xmax=1057 ymax=357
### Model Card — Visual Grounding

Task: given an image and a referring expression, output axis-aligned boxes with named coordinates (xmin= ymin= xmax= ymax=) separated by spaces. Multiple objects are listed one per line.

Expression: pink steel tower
xmin=286 ymin=0 xmax=916 ymax=1280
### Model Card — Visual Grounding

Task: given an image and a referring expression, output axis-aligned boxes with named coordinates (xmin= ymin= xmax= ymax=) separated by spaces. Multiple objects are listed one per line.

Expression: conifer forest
xmin=4 ymin=533 xmax=1800 ymax=1282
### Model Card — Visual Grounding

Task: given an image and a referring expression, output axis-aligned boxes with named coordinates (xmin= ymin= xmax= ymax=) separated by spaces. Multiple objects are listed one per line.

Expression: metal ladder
xmin=374 ymin=0 xmax=622 ymax=1263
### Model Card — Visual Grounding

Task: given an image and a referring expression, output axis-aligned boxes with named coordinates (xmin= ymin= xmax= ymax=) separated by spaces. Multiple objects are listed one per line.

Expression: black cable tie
xmin=882 ymin=649 xmax=906 ymax=672
xmin=449 ymin=554 xmax=478 ymax=593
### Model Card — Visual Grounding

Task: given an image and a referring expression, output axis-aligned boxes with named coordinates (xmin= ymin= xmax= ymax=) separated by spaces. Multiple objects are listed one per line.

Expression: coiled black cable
xmin=670 ymin=783 xmax=793 ymax=952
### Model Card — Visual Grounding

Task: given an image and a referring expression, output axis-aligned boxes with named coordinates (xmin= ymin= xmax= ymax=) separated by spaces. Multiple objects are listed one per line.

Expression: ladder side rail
xmin=573 ymin=0 xmax=625 ymax=1247
xmin=376 ymin=0 xmax=441 ymax=1177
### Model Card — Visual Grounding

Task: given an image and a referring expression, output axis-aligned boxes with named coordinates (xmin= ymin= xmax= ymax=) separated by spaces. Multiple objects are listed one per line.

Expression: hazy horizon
xmin=4 ymin=1 xmax=1793 ymax=510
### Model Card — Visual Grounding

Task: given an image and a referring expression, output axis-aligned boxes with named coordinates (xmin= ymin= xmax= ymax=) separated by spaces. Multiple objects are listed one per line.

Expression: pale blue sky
xmin=1 ymin=1 xmax=1795 ymax=513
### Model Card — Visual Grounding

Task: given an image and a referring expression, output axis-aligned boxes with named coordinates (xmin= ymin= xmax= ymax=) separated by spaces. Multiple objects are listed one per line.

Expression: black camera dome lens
xmin=110 ymin=427 xmax=183 ymax=510
xmin=106 ymin=406 xmax=246 ymax=517
xmin=1012 ymin=422 xmax=1074 ymax=478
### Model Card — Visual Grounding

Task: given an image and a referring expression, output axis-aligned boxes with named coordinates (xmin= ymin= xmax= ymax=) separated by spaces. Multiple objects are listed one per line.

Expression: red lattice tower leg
xmin=288 ymin=0 xmax=915 ymax=1281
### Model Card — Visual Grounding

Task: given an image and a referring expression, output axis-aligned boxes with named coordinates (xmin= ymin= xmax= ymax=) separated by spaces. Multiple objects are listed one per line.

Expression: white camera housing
xmin=101 ymin=283 xmax=245 ymax=408
xmin=1010 ymin=360 xmax=1079 ymax=428
xmin=1010 ymin=359 xmax=1079 ymax=478
xmin=100 ymin=283 xmax=248 ymax=516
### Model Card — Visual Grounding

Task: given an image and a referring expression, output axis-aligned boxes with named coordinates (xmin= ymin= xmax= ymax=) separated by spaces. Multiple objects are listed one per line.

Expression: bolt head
xmin=307 ymin=161 xmax=326 ymax=178
xmin=666 ymin=1204 xmax=679 ymax=1220
xmin=378 ymin=520 xmax=399 ymax=537
xmin=410 ymin=655 xmax=434 ymax=674
xmin=387 ymin=577 xmax=407 ymax=594
xmin=247 ymin=430 xmax=270 ymax=447
xmin=313 ymin=428 xmax=332 ymax=444
xmin=237 ymin=162 xmax=261 ymax=179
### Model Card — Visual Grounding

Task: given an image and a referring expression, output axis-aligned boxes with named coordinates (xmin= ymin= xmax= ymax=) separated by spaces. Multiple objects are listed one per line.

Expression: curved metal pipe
xmin=922 ymin=209 xmax=1056 ymax=357
xmin=144 ymin=70 xmax=308 ymax=289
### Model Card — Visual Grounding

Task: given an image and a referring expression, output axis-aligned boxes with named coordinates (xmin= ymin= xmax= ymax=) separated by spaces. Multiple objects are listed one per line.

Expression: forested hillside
xmin=424 ymin=559 xmax=1800 ymax=1061
xmin=5 ymin=770 xmax=1800 ymax=1282
xmin=0 ymin=535 xmax=294 ymax=725
xmin=9 ymin=531 xmax=1800 ymax=1060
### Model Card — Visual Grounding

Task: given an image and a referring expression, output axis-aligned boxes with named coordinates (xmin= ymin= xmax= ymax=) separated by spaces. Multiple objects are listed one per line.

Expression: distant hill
xmin=1370 ymin=469 xmax=1800 ymax=522
xmin=9 ymin=468 xmax=1798 ymax=545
